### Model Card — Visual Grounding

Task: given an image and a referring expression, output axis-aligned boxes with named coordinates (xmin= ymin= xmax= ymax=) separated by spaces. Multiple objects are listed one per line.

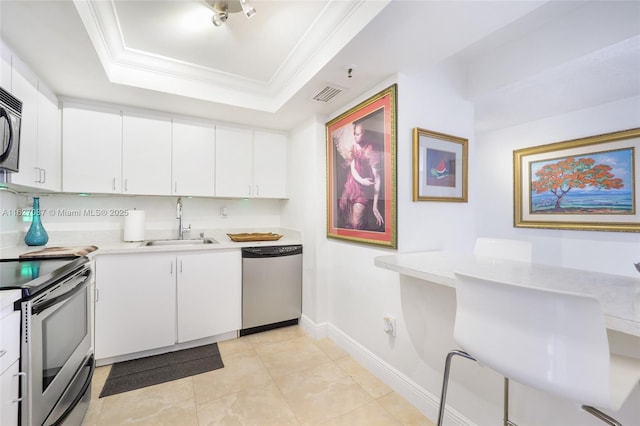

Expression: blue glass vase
xmin=24 ymin=197 xmax=48 ymax=246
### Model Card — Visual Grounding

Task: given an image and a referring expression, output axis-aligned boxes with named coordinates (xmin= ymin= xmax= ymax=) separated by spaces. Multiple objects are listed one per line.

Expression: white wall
xmin=297 ymin=63 xmax=640 ymax=425
xmin=310 ymin=65 xmax=489 ymax=424
xmin=282 ymin=115 xmax=329 ymax=326
xmin=476 ymin=96 xmax=640 ymax=278
xmin=397 ymin=62 xmax=476 ymax=253
xmin=0 ymin=191 xmax=20 ymax=247
xmin=1 ymin=193 xmax=284 ymax=244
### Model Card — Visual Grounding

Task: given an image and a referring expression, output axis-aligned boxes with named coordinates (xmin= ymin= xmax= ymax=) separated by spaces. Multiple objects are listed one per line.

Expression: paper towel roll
xmin=123 ymin=210 xmax=145 ymax=242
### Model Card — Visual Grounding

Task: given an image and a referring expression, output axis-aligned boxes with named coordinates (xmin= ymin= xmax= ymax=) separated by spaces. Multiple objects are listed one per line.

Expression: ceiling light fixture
xmin=205 ymin=0 xmax=256 ymax=27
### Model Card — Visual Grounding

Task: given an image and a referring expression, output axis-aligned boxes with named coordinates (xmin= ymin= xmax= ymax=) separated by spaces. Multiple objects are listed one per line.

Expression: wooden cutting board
xmin=19 ymin=245 xmax=98 ymax=259
xmin=226 ymin=233 xmax=283 ymax=242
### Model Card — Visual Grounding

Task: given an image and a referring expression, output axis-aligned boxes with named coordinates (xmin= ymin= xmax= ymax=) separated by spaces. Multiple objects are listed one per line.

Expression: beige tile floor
xmin=82 ymin=326 xmax=436 ymax=426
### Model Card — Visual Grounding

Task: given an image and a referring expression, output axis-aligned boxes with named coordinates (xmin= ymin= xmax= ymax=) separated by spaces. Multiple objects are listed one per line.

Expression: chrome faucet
xmin=176 ymin=197 xmax=191 ymax=239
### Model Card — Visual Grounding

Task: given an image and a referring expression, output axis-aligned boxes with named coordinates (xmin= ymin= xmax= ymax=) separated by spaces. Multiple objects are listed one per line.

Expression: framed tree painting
xmin=326 ymin=84 xmax=397 ymax=248
xmin=514 ymin=128 xmax=640 ymax=232
xmin=412 ymin=128 xmax=468 ymax=202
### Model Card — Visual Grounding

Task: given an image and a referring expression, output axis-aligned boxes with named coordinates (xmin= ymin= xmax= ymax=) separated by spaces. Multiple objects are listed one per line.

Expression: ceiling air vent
xmin=312 ymin=85 xmax=344 ymax=102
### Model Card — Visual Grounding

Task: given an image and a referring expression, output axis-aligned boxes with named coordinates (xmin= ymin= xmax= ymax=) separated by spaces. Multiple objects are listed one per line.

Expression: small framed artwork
xmin=412 ymin=128 xmax=468 ymax=202
xmin=326 ymin=84 xmax=397 ymax=248
xmin=514 ymin=128 xmax=640 ymax=232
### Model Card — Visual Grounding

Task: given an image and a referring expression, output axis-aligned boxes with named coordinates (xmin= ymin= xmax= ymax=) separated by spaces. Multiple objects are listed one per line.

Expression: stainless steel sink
xmin=142 ymin=238 xmax=218 ymax=247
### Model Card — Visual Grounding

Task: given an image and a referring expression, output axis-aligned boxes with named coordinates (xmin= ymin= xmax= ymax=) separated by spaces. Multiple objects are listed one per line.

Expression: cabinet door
xmin=122 ymin=114 xmax=172 ymax=195
xmin=214 ymin=125 xmax=253 ymax=197
xmin=95 ymin=253 xmax=176 ymax=360
xmin=177 ymin=250 xmax=241 ymax=343
xmin=36 ymin=88 xmax=61 ymax=191
xmin=172 ymin=121 xmax=215 ymax=197
xmin=62 ymin=105 xmax=122 ymax=193
xmin=10 ymin=63 xmax=39 ymax=187
xmin=0 ymin=360 xmax=19 ymax=426
xmin=253 ymin=130 xmax=287 ymax=198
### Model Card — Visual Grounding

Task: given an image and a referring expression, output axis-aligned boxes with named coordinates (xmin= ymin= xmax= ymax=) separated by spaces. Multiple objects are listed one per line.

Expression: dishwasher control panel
xmin=242 ymin=245 xmax=302 ymax=258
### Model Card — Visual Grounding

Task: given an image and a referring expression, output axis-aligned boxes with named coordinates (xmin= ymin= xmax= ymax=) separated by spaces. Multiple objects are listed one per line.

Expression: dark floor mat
xmin=99 ymin=343 xmax=224 ymax=398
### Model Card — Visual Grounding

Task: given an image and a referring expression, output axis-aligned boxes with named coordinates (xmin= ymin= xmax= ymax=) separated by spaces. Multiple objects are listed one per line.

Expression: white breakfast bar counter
xmin=375 ymin=251 xmax=640 ymax=338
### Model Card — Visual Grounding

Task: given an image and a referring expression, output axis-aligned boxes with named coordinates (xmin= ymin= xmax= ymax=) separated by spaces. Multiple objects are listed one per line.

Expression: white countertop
xmin=375 ymin=251 xmax=640 ymax=338
xmin=0 ymin=228 xmax=302 ymax=259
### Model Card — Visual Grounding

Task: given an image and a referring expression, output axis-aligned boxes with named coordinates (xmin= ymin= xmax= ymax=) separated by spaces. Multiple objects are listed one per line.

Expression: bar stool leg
xmin=504 ymin=378 xmax=518 ymax=426
xmin=437 ymin=350 xmax=476 ymax=426
xmin=581 ymin=406 xmax=622 ymax=426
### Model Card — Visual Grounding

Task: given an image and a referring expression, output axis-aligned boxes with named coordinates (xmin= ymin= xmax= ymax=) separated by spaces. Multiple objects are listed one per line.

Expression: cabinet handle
xmin=40 ymin=168 xmax=46 ymax=184
xmin=94 ymin=288 xmax=99 ymax=303
xmin=34 ymin=167 xmax=40 ymax=184
xmin=112 ymin=178 xmax=116 ymax=191
xmin=0 ymin=349 xmax=6 ymax=358
xmin=13 ymin=372 xmax=27 ymax=403
xmin=124 ymin=179 xmax=128 ymax=192
xmin=248 ymin=185 xmax=251 ymax=196
xmin=174 ymin=181 xmax=178 ymax=194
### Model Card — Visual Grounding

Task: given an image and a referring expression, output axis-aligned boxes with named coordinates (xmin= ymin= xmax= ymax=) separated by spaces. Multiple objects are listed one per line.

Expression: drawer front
xmin=0 ymin=311 xmax=20 ymax=374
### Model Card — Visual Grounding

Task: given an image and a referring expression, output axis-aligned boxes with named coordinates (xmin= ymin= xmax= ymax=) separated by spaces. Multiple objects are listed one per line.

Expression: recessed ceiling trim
xmin=73 ymin=0 xmax=389 ymax=112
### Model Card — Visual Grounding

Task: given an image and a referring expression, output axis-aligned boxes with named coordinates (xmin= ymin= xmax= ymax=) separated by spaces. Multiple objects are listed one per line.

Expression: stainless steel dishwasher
xmin=240 ymin=245 xmax=302 ymax=336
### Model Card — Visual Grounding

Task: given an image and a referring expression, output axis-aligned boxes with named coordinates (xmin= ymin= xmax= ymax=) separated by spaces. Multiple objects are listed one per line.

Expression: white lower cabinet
xmin=95 ymin=253 xmax=176 ymax=360
xmin=177 ymin=250 xmax=241 ymax=343
xmin=0 ymin=360 xmax=20 ymax=426
xmin=95 ymin=250 xmax=241 ymax=361
xmin=1 ymin=291 xmax=21 ymax=426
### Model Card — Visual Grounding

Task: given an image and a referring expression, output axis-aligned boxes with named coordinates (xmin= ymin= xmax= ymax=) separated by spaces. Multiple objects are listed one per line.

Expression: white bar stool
xmin=472 ymin=237 xmax=533 ymax=423
xmin=437 ymin=272 xmax=640 ymax=426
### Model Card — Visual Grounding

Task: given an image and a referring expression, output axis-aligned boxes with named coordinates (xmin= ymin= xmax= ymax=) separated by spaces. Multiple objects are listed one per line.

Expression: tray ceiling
xmin=74 ymin=0 xmax=388 ymax=112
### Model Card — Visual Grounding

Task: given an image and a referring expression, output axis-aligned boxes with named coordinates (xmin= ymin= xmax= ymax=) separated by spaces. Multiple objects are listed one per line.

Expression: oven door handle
xmin=32 ymin=274 xmax=89 ymax=315
xmin=49 ymin=354 xmax=95 ymax=426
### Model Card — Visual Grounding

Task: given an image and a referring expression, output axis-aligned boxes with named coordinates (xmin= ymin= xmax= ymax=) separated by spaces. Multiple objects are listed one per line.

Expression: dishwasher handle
xmin=242 ymin=245 xmax=302 ymax=258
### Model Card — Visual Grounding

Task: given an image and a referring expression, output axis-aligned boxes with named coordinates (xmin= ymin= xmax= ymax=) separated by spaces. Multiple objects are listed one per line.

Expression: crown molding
xmin=73 ymin=0 xmax=389 ymax=112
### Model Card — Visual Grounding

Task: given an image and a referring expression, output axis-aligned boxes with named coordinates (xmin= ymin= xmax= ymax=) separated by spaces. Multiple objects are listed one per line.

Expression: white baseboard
xmin=300 ymin=315 xmax=474 ymax=426
xmin=299 ymin=313 xmax=328 ymax=339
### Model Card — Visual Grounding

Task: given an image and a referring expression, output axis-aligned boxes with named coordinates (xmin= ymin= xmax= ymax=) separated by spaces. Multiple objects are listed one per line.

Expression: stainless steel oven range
xmin=0 ymin=256 xmax=94 ymax=426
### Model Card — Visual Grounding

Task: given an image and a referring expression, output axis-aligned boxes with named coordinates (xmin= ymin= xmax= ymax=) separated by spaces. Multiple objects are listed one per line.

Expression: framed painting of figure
xmin=326 ymin=84 xmax=397 ymax=248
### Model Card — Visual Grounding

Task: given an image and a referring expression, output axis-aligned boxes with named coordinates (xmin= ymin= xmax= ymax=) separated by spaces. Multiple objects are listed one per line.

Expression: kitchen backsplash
xmin=0 ymin=191 xmax=285 ymax=247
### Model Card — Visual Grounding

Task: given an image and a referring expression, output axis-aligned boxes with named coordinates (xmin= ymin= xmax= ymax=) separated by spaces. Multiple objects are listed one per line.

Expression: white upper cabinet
xmin=34 ymin=88 xmax=61 ymax=191
xmin=62 ymin=104 xmax=122 ymax=193
xmin=172 ymin=120 xmax=215 ymax=197
xmin=9 ymin=62 xmax=38 ymax=187
xmin=215 ymin=125 xmax=253 ymax=197
xmin=253 ymin=130 xmax=287 ymax=198
xmin=1 ymin=49 xmax=60 ymax=190
xmin=61 ymin=103 xmax=287 ymax=198
xmin=122 ymin=114 xmax=172 ymax=195
xmin=215 ymin=126 xmax=288 ymax=198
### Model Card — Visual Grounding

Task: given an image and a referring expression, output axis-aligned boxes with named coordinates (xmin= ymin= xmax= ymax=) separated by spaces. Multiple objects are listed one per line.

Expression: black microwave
xmin=0 ymin=86 xmax=22 ymax=172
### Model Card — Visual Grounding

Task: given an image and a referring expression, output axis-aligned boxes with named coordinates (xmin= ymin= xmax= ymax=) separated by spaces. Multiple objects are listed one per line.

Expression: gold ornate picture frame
xmin=412 ymin=128 xmax=468 ymax=202
xmin=514 ymin=128 xmax=640 ymax=232
xmin=326 ymin=84 xmax=397 ymax=248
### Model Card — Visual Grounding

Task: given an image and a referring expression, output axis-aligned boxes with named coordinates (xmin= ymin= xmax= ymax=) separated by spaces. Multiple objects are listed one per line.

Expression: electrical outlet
xmin=383 ymin=315 xmax=396 ymax=337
